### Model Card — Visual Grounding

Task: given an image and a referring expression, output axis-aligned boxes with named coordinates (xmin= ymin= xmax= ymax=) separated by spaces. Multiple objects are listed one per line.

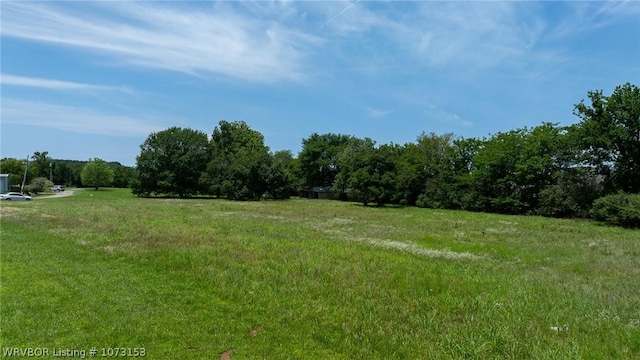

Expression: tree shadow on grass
xmin=347 ymin=202 xmax=408 ymax=210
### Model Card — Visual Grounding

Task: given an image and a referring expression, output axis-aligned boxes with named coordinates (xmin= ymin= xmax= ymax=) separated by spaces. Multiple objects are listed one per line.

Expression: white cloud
xmin=364 ymin=106 xmax=393 ymax=118
xmin=304 ymin=1 xmax=553 ymax=72
xmin=1 ymin=1 xmax=634 ymax=86
xmin=1 ymin=99 xmax=164 ymax=137
xmin=320 ymin=0 xmax=362 ymax=29
xmin=0 ymin=2 xmax=322 ymax=83
xmin=1 ymin=74 xmax=132 ymax=92
xmin=403 ymin=2 xmax=547 ymax=68
xmin=426 ymin=103 xmax=471 ymax=128
xmin=548 ymin=1 xmax=640 ymax=40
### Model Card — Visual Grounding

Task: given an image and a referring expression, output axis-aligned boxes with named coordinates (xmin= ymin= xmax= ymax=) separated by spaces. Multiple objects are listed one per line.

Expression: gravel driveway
xmin=36 ymin=189 xmax=77 ymax=199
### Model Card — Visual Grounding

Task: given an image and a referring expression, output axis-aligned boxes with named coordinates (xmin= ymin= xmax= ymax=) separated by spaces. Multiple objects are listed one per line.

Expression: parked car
xmin=51 ymin=185 xmax=65 ymax=192
xmin=1 ymin=192 xmax=33 ymax=201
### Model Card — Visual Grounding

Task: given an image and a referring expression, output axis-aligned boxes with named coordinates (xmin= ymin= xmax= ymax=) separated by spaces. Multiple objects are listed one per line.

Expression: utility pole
xmin=21 ymin=155 xmax=29 ymax=193
xmin=50 ymin=162 xmax=53 ymax=183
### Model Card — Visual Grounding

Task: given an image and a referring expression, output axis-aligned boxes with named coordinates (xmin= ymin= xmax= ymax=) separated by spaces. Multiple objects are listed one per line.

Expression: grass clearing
xmin=1 ymin=188 xmax=639 ymax=358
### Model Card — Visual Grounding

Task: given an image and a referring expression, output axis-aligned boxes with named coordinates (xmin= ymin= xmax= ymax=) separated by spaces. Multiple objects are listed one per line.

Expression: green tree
xmin=299 ymin=133 xmax=354 ymax=188
xmin=81 ymin=158 xmax=115 ymax=190
xmin=334 ymin=137 xmax=371 ymax=201
xmin=111 ymin=163 xmax=136 ymax=188
xmin=336 ymin=138 xmax=398 ymax=206
xmin=51 ymin=161 xmax=75 ymax=186
xmin=70 ymin=161 xmax=86 ymax=187
xmin=450 ymin=137 xmax=484 ymax=211
xmin=514 ymin=123 xmax=572 ymax=211
xmin=393 ymin=143 xmax=424 ymax=206
xmin=133 ymin=127 xmax=209 ymax=198
xmin=31 ymin=151 xmax=52 ymax=179
xmin=573 ymin=83 xmax=640 ymax=193
xmin=412 ymin=132 xmax=457 ymax=209
xmin=0 ymin=157 xmax=38 ymax=188
xmin=205 ymin=120 xmax=272 ymax=200
xmin=268 ymin=150 xmax=297 ymax=198
xmin=471 ymin=129 xmax=527 ymax=214
xmin=264 ymin=152 xmax=293 ymax=200
xmin=469 ymin=123 xmax=574 ymax=214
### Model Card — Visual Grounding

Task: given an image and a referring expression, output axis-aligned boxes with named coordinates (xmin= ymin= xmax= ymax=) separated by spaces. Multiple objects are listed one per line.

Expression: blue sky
xmin=1 ymin=1 xmax=639 ymax=166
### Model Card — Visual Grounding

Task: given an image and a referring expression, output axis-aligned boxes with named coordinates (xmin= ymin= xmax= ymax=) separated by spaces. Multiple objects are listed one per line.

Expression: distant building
xmin=0 ymin=174 xmax=9 ymax=193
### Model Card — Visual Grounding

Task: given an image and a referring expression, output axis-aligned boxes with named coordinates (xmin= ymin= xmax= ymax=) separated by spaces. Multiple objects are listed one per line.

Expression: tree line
xmin=0 ymin=153 xmax=135 ymax=191
xmin=130 ymin=83 xmax=638 ymax=222
xmin=2 ymin=83 xmax=637 ymax=225
xmin=131 ymin=120 xmax=293 ymax=200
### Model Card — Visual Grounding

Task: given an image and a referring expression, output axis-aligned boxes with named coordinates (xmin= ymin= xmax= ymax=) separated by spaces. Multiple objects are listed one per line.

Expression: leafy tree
xmin=393 ymin=143 xmax=423 ymax=205
xmin=299 ymin=133 xmax=354 ymax=188
xmin=337 ymin=139 xmax=398 ymax=206
xmin=264 ymin=153 xmax=293 ymax=199
xmin=514 ymin=123 xmax=573 ymax=211
xmin=0 ymin=157 xmax=38 ymax=188
xmin=334 ymin=137 xmax=371 ymax=201
xmin=573 ymin=83 xmax=640 ymax=193
xmin=111 ymin=163 xmax=136 ymax=188
xmin=471 ymin=129 xmax=527 ymax=214
xmin=449 ymin=137 xmax=484 ymax=211
xmin=468 ymin=123 xmax=577 ymax=214
xmin=31 ymin=151 xmax=52 ymax=179
xmin=205 ymin=120 xmax=271 ymax=200
xmin=81 ymin=158 xmax=115 ymax=190
xmin=413 ymin=132 xmax=457 ymax=209
xmin=133 ymin=127 xmax=209 ymax=198
xmin=272 ymin=150 xmax=303 ymax=192
xmin=287 ymin=156 xmax=304 ymax=193
xmin=56 ymin=160 xmax=87 ymax=187
xmin=268 ymin=150 xmax=297 ymax=198
xmin=51 ymin=161 xmax=75 ymax=186
xmin=371 ymin=144 xmax=400 ymax=206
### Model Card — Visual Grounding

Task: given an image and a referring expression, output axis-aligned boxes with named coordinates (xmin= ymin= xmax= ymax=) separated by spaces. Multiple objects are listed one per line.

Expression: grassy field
xmin=1 ymin=188 xmax=639 ymax=359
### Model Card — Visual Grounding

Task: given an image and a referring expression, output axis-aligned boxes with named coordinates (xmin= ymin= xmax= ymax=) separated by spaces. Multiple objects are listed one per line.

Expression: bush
xmin=590 ymin=193 xmax=640 ymax=228
xmin=537 ymin=186 xmax=582 ymax=218
xmin=28 ymin=177 xmax=53 ymax=194
xmin=416 ymin=193 xmax=441 ymax=209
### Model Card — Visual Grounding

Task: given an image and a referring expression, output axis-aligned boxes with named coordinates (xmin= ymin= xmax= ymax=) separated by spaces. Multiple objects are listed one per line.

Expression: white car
xmin=1 ymin=192 xmax=33 ymax=201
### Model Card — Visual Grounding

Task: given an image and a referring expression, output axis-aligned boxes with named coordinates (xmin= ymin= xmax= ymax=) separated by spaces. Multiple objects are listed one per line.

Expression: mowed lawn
xmin=1 ymin=189 xmax=639 ymax=359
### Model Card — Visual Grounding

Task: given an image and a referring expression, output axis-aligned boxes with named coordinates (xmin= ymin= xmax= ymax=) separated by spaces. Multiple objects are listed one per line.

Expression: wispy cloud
xmin=320 ymin=0 xmax=361 ymax=29
xmin=364 ymin=106 xmax=393 ymax=118
xmin=402 ymin=2 xmax=548 ymax=68
xmin=0 ymin=2 xmax=322 ymax=83
xmin=548 ymin=1 xmax=639 ymax=40
xmin=1 ymin=74 xmax=132 ymax=92
xmin=1 ymin=99 xmax=164 ymax=137
xmin=304 ymin=1 xmax=553 ymax=73
xmin=1 ymin=1 xmax=634 ymax=88
xmin=426 ymin=103 xmax=471 ymax=128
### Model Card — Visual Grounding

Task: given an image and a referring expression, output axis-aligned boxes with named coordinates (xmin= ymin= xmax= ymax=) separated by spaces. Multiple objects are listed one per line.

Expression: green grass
xmin=1 ymin=188 xmax=639 ymax=359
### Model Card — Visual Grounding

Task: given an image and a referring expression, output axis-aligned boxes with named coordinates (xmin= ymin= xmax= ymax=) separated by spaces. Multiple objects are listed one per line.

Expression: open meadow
xmin=1 ymin=188 xmax=639 ymax=359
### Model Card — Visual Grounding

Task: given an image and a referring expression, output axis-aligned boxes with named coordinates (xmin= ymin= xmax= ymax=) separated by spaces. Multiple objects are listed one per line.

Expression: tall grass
xmin=1 ymin=189 xmax=639 ymax=358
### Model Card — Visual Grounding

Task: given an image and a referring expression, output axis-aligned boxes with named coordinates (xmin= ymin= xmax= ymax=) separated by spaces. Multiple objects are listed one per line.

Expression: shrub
xmin=590 ymin=193 xmax=640 ymax=228
xmin=28 ymin=177 xmax=53 ymax=194
xmin=537 ymin=186 xmax=582 ymax=218
xmin=416 ymin=193 xmax=440 ymax=209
